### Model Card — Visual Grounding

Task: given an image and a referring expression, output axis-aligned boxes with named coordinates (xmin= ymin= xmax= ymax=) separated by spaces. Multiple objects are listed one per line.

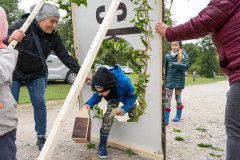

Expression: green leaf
xmin=173 ymin=128 xmax=182 ymax=132
xmin=195 ymin=127 xmax=207 ymax=132
xmin=197 ymin=143 xmax=224 ymax=151
xmin=175 ymin=136 xmax=184 ymax=141
xmin=128 ymin=17 xmax=135 ymax=23
xmin=123 ymin=149 xmax=134 ymax=157
xmin=209 ymin=153 xmax=215 ymax=157
xmin=87 ymin=143 xmax=95 ymax=149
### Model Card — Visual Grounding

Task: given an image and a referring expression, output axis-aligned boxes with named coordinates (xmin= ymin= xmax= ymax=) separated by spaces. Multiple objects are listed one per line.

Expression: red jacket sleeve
xmin=165 ymin=0 xmax=238 ymax=41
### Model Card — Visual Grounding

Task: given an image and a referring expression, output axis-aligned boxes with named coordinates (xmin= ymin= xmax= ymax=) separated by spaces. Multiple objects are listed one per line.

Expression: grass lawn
xmin=185 ymin=75 xmax=228 ymax=86
xmin=18 ymin=81 xmax=72 ymax=104
xmin=18 ymin=74 xmax=228 ymax=104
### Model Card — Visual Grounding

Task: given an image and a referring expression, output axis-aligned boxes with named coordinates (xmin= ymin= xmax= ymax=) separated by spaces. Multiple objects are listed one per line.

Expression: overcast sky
xmin=19 ymin=0 xmax=210 ymax=43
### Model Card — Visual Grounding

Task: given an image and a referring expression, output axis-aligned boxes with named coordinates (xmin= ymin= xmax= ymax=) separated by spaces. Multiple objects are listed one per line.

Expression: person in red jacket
xmin=155 ymin=0 xmax=240 ymax=159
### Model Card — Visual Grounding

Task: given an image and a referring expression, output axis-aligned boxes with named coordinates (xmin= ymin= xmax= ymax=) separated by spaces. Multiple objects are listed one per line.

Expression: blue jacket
xmin=165 ymin=49 xmax=189 ymax=89
xmin=85 ymin=65 xmax=138 ymax=114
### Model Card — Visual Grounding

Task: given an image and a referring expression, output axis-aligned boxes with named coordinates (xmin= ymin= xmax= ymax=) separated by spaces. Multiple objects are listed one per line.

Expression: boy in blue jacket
xmin=83 ymin=65 xmax=138 ymax=159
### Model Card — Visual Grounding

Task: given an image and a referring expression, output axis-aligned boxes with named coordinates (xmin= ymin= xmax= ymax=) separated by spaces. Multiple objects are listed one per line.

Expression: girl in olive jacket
xmin=165 ymin=41 xmax=189 ymax=125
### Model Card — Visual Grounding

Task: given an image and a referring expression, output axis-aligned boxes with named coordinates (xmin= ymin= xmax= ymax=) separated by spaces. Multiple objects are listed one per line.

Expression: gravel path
xmin=166 ymin=80 xmax=229 ymax=160
xmin=16 ymin=80 xmax=229 ymax=160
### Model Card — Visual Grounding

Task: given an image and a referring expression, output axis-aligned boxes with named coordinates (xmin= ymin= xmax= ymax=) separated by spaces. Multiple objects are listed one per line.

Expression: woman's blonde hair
xmin=177 ymin=48 xmax=184 ymax=63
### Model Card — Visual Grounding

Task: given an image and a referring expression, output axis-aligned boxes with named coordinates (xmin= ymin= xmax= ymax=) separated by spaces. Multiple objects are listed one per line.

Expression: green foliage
xmin=183 ymin=43 xmax=200 ymax=67
xmin=1 ymin=0 xmax=25 ymax=25
xmin=198 ymin=35 xmax=220 ymax=78
xmin=174 ymin=136 xmax=184 ymax=141
xmin=123 ymin=149 xmax=135 ymax=157
xmin=87 ymin=143 xmax=95 ymax=149
xmin=173 ymin=128 xmax=181 ymax=132
xmin=93 ymin=105 xmax=104 ymax=120
xmin=23 ymin=142 xmax=34 ymax=147
xmin=209 ymin=153 xmax=222 ymax=157
xmin=57 ymin=20 xmax=73 ymax=51
xmin=197 ymin=143 xmax=224 ymax=151
xmin=195 ymin=127 xmax=207 ymax=132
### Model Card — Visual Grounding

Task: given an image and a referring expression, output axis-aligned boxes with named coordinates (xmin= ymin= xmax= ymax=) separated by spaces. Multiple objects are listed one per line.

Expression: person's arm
xmin=171 ymin=52 xmax=189 ymax=71
xmin=166 ymin=0 xmax=239 ymax=41
xmin=3 ymin=19 xmax=26 ymax=45
xmin=0 ymin=49 xmax=18 ymax=85
xmin=121 ymin=78 xmax=138 ymax=114
xmin=84 ymin=92 xmax=102 ymax=109
xmin=165 ymin=55 xmax=168 ymax=80
xmin=156 ymin=0 xmax=239 ymax=41
xmin=53 ymin=35 xmax=80 ymax=74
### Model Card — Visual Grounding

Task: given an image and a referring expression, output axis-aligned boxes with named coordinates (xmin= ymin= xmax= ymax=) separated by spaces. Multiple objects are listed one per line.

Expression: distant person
xmin=83 ymin=65 xmax=137 ymax=159
xmin=165 ymin=41 xmax=189 ymax=125
xmin=0 ymin=7 xmax=18 ymax=160
xmin=3 ymin=3 xmax=91 ymax=151
xmin=155 ymin=0 xmax=240 ymax=159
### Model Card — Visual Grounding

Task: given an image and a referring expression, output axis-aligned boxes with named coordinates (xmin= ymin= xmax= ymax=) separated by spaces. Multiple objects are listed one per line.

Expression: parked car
xmin=102 ymin=65 xmax=113 ymax=70
xmin=120 ymin=66 xmax=133 ymax=74
xmin=95 ymin=64 xmax=103 ymax=72
xmin=47 ymin=51 xmax=76 ymax=84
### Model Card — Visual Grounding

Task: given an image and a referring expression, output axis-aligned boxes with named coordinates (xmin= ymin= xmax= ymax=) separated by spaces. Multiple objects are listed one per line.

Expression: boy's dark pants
xmin=0 ymin=129 xmax=17 ymax=160
xmin=101 ymin=100 xmax=136 ymax=134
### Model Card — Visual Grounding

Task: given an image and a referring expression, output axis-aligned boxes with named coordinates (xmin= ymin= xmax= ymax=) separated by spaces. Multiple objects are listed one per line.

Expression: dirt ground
xmin=16 ymin=80 xmax=229 ymax=160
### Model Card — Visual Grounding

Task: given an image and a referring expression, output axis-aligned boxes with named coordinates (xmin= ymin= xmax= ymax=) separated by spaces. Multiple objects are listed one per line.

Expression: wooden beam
xmin=158 ymin=0 xmax=165 ymax=158
xmin=71 ymin=3 xmax=83 ymax=109
xmin=91 ymin=135 xmax=164 ymax=160
xmin=37 ymin=0 xmax=121 ymax=159
xmin=8 ymin=0 xmax=45 ymax=49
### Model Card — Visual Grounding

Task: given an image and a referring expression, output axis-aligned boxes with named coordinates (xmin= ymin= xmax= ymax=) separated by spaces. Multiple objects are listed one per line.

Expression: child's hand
xmin=116 ymin=109 xmax=125 ymax=116
xmin=169 ymin=63 xmax=173 ymax=67
xmin=83 ymin=104 xmax=90 ymax=112
xmin=85 ymin=75 xmax=92 ymax=85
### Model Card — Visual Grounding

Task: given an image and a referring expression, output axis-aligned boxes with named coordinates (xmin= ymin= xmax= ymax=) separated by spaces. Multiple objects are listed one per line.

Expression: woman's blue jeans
xmin=11 ymin=78 xmax=47 ymax=136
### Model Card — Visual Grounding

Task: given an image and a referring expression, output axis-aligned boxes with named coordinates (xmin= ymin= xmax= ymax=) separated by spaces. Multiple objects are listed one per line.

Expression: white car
xmin=102 ymin=65 xmax=113 ymax=70
xmin=47 ymin=52 xmax=76 ymax=84
xmin=120 ymin=66 xmax=133 ymax=74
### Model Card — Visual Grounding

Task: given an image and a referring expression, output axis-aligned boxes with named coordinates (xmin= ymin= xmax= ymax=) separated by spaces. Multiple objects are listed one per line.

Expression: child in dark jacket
xmin=165 ymin=41 xmax=189 ymax=125
xmin=83 ymin=65 xmax=138 ymax=159
xmin=0 ymin=7 xmax=19 ymax=160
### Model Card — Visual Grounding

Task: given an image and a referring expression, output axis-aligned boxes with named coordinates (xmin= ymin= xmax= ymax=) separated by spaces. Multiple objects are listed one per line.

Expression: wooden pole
xmin=71 ymin=3 xmax=83 ymax=110
xmin=37 ymin=0 xmax=121 ymax=159
xmin=8 ymin=0 xmax=45 ymax=49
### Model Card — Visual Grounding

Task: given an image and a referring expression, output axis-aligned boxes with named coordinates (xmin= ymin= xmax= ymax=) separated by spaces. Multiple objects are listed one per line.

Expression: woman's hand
xmin=155 ymin=21 xmax=168 ymax=37
xmin=116 ymin=109 xmax=125 ymax=116
xmin=8 ymin=29 xmax=26 ymax=44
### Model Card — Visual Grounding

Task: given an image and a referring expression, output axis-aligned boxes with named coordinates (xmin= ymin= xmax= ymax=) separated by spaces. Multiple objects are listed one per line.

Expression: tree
xmin=198 ymin=35 xmax=219 ymax=78
xmin=183 ymin=43 xmax=200 ymax=67
xmin=57 ymin=20 xmax=73 ymax=52
xmin=1 ymin=0 xmax=25 ymax=25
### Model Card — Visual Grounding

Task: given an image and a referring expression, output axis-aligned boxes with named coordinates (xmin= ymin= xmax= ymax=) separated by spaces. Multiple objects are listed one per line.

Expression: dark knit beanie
xmin=30 ymin=3 xmax=60 ymax=22
xmin=92 ymin=67 xmax=117 ymax=92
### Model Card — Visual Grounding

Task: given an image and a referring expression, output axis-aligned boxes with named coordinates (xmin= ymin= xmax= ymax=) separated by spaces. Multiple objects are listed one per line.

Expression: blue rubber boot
xmin=98 ymin=132 xmax=108 ymax=159
xmin=173 ymin=105 xmax=183 ymax=122
xmin=165 ymin=108 xmax=171 ymax=125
